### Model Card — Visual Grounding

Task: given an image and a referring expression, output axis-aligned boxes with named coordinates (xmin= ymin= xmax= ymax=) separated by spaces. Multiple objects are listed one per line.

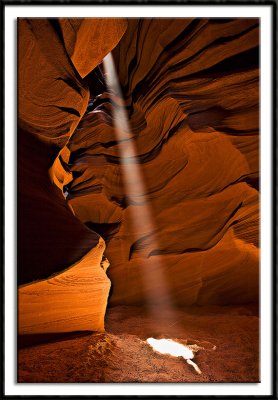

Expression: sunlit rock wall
xmin=18 ymin=18 xmax=127 ymax=333
xmin=19 ymin=18 xmax=259 ymax=309
xmin=18 ymin=18 xmax=127 ymax=283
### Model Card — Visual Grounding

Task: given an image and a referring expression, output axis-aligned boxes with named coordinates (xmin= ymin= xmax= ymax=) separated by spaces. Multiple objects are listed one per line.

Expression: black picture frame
xmin=1 ymin=0 xmax=276 ymax=398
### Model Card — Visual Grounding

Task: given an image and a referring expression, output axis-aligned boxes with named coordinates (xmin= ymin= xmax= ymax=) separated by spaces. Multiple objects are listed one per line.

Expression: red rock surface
xmin=51 ymin=18 xmax=259 ymax=306
xmin=18 ymin=305 xmax=259 ymax=382
xmin=18 ymin=238 xmax=110 ymax=335
xmin=18 ymin=18 xmax=127 ymax=334
xmin=18 ymin=18 xmax=259 ymax=341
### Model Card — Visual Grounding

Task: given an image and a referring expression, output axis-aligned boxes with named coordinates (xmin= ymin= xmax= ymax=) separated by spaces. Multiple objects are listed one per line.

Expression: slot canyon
xmin=18 ymin=17 xmax=259 ymax=383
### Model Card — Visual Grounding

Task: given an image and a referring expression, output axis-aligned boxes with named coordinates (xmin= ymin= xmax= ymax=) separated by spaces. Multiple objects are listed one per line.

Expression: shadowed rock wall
xmin=19 ymin=18 xmax=259 ymax=308
xmin=18 ymin=18 xmax=127 ymax=284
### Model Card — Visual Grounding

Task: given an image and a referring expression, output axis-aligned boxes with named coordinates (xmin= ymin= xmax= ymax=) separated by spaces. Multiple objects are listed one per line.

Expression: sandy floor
xmin=18 ymin=305 xmax=259 ymax=383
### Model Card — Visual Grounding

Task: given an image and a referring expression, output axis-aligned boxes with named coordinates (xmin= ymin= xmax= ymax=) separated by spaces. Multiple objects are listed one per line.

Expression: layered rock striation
xmin=19 ymin=18 xmax=260 ymax=330
xmin=18 ymin=18 xmax=127 ymax=333
xmin=58 ymin=18 xmax=259 ymax=306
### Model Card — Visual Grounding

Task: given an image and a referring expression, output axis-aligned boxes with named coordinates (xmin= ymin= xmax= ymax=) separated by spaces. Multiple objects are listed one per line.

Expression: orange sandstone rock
xmin=18 ymin=18 xmax=126 ymax=334
xmin=18 ymin=238 xmax=110 ymax=335
xmin=18 ymin=18 xmax=260 ymax=330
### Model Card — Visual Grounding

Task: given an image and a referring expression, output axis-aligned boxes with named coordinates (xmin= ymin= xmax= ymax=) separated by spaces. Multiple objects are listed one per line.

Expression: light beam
xmin=103 ymin=52 xmax=174 ymax=315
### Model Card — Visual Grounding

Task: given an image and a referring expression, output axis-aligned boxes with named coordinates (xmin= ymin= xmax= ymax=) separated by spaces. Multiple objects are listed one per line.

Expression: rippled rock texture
xmin=18 ymin=18 xmax=259 ymax=334
xmin=18 ymin=18 xmax=127 ymax=333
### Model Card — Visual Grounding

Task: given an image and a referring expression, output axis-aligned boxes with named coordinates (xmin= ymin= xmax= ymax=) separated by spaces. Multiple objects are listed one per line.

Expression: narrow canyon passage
xmin=18 ymin=17 xmax=259 ymax=383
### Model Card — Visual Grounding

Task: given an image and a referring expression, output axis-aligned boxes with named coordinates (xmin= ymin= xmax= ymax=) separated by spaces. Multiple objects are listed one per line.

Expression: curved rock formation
xmin=18 ymin=238 xmax=110 ymax=335
xmin=18 ymin=17 xmax=259 ymax=334
xmin=18 ymin=18 xmax=127 ymax=334
xmin=52 ymin=18 xmax=259 ymax=306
